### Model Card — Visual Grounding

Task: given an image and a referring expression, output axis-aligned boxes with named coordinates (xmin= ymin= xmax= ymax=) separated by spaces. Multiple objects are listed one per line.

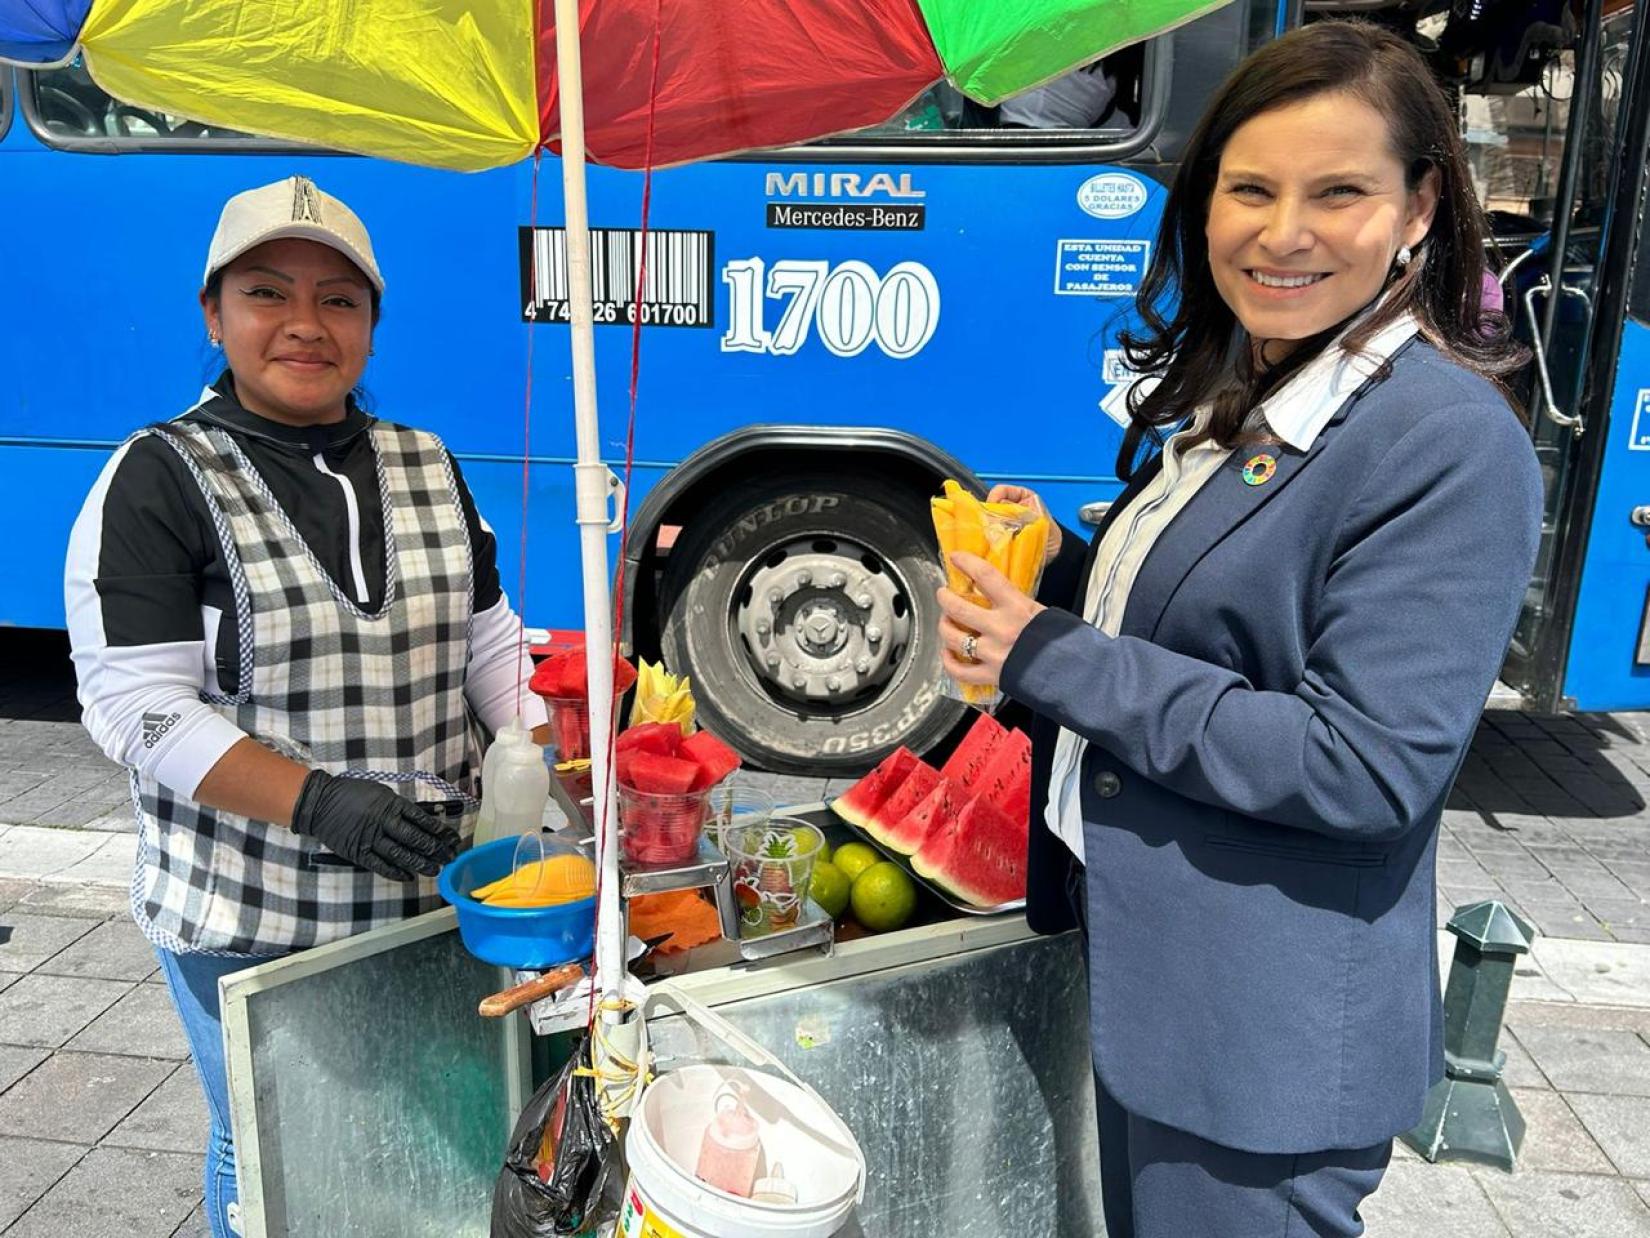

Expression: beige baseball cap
xmin=203 ymin=175 xmax=384 ymax=293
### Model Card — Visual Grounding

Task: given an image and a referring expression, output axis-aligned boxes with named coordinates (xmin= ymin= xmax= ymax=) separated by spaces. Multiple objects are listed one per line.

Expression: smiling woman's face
xmin=201 ymin=237 xmax=375 ymax=426
xmin=1205 ymin=91 xmax=1439 ymax=358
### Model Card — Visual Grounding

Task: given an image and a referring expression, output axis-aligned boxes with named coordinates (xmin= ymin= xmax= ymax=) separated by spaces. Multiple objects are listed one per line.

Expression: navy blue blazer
xmin=1000 ymin=340 xmax=1542 ymax=1155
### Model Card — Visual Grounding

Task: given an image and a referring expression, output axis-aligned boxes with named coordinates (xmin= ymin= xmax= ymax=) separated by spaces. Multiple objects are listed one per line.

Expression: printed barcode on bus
xmin=519 ymin=227 xmax=715 ymax=328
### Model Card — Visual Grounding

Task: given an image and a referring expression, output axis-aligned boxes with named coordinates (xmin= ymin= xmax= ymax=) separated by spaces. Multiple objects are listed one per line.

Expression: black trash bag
xmin=492 ymin=1033 xmax=619 ymax=1237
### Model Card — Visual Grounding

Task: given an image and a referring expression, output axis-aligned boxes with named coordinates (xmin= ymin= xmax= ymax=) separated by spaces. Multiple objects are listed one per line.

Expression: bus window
xmin=814 ymin=0 xmax=1278 ymax=157
xmin=869 ymin=49 xmax=1149 ymax=135
xmin=22 ymin=60 xmax=291 ymax=148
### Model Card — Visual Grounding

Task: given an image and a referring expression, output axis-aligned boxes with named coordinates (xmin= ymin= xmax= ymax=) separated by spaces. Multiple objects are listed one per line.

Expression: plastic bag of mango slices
xmin=931 ymin=479 xmax=1050 ymax=711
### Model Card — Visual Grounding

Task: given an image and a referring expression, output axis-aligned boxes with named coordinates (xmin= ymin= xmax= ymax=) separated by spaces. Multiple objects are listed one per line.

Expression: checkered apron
xmin=130 ymin=421 xmax=483 ymax=955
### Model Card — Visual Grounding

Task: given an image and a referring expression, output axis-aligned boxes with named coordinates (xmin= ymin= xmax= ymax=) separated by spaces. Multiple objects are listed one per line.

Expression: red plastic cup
xmin=618 ymin=784 xmax=711 ymax=866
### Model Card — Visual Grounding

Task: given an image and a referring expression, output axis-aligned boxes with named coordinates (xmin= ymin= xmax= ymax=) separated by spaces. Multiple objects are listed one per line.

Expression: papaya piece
xmin=982 ymin=500 xmax=1035 ymax=520
xmin=949 ymin=497 xmax=989 ymax=600
xmin=1007 ymin=518 xmax=1049 ymax=594
xmin=982 ymin=515 xmax=1017 ymax=582
xmin=932 ymin=492 xmax=974 ymax=595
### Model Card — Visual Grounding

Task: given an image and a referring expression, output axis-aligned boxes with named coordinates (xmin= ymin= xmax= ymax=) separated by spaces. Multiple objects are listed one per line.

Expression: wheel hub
xmin=736 ymin=537 xmax=912 ymax=704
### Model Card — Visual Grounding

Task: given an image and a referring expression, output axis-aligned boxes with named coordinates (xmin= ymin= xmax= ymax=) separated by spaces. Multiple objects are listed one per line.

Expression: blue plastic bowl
xmin=438 ymin=837 xmax=596 ymax=969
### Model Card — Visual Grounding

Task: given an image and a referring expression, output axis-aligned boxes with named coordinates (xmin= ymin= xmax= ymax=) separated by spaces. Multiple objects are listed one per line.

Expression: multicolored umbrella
xmin=0 ymin=0 xmax=1231 ymax=170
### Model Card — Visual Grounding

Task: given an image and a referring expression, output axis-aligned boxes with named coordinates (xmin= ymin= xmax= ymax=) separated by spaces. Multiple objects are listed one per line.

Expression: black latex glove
xmin=290 ymin=770 xmax=462 ymax=882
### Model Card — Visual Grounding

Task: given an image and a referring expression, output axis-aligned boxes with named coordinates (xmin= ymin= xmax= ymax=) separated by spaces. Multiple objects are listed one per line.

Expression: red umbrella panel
xmin=539 ymin=0 xmax=944 ymax=169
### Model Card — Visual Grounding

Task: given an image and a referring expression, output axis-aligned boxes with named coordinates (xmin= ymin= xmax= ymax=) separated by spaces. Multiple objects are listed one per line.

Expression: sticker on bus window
xmin=1077 ymin=173 xmax=1148 ymax=220
xmin=1054 ymin=240 xmax=1150 ymax=297
xmin=519 ymin=227 xmax=716 ymax=328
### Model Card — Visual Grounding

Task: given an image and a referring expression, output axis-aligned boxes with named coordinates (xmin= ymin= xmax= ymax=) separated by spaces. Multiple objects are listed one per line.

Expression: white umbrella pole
xmin=551 ymin=0 xmax=625 ymax=1023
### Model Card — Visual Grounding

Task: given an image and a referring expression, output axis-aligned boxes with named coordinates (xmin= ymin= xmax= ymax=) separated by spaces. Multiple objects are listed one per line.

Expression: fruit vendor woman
xmin=63 ymin=175 xmax=548 ymax=1238
xmin=937 ymin=23 xmax=1540 ymax=1238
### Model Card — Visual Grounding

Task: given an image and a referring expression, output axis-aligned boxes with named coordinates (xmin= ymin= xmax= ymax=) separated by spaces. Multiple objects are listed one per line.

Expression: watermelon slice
xmin=939 ymin=712 xmax=1008 ymax=794
xmin=913 ymin=793 xmax=1028 ymax=908
xmin=861 ymin=761 xmax=941 ymax=848
xmin=832 ymin=747 xmax=922 ymax=830
xmin=544 ymin=697 xmax=591 ymax=760
xmin=973 ymin=728 xmax=1032 ymax=823
xmin=883 ymin=777 xmax=962 ymax=856
xmin=622 ymin=752 xmax=700 ymax=795
xmin=680 ymin=730 xmax=741 ymax=790
xmin=531 ymin=649 xmax=639 ymax=700
xmin=617 ymin=722 xmax=682 ymax=758
xmin=615 ymin=748 xmax=640 ymax=788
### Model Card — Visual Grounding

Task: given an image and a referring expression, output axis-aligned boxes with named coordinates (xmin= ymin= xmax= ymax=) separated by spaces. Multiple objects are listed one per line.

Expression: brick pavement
xmin=5 ymin=874 xmax=1650 ymax=1236
xmin=0 ymin=881 xmax=207 ymax=1237
xmin=1442 ymin=710 xmax=1650 ymax=944
xmin=5 ymin=630 xmax=1650 ymax=1232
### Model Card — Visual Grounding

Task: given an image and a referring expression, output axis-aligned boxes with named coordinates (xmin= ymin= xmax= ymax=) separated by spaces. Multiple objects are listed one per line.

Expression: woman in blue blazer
xmin=939 ymin=22 xmax=1542 ymax=1238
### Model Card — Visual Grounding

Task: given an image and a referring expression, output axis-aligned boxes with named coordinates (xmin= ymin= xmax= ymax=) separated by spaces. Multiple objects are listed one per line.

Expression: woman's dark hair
xmin=1117 ymin=20 xmax=1525 ymax=477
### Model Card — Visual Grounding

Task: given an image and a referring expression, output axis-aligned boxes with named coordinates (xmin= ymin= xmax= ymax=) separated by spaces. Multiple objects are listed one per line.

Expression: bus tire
xmin=658 ymin=473 xmax=964 ymax=775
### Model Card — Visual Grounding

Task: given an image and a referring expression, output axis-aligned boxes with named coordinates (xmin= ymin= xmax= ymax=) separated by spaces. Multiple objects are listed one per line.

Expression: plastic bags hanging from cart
xmin=491 ymin=1032 xmax=620 ymax=1237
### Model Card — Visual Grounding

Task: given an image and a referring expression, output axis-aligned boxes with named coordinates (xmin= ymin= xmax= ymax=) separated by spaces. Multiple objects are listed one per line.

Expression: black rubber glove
xmin=290 ymin=770 xmax=462 ymax=882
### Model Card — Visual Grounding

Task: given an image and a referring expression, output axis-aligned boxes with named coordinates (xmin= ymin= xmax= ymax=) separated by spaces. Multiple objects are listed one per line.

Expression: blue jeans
xmin=154 ymin=947 xmax=285 ymax=1238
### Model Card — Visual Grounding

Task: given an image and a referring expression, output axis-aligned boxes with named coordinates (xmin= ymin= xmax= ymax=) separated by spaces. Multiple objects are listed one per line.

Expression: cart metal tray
xmin=734 ymin=895 xmax=834 ymax=960
xmin=805 ymin=804 xmax=1025 ymax=917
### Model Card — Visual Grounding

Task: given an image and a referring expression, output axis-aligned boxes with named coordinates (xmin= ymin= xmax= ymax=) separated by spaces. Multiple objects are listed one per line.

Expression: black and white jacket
xmin=65 ymin=374 xmax=546 ymax=801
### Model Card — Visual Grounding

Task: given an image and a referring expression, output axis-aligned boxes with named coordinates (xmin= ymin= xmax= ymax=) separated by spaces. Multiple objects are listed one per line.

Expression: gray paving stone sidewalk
xmin=0 ymin=884 xmax=208 ymax=1237
xmin=5 ymin=878 xmax=1650 ymax=1236
xmin=6 ymin=631 xmax=1650 ymax=1233
xmin=1442 ymin=710 xmax=1650 ymax=943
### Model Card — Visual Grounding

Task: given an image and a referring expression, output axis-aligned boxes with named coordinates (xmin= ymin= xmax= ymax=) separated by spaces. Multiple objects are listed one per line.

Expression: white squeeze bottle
xmin=474 ymin=718 xmax=550 ymax=846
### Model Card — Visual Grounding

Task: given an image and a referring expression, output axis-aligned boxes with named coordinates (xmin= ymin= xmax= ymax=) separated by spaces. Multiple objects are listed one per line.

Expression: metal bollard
xmin=1403 ymin=899 xmax=1535 ymax=1170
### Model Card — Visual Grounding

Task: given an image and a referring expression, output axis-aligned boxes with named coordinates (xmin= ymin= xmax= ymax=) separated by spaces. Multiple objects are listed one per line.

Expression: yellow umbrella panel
xmin=77 ymin=0 xmax=541 ymax=170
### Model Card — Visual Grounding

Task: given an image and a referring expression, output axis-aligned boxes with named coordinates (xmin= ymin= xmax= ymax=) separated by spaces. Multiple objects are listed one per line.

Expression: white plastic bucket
xmin=617 ymin=989 xmax=865 ymax=1238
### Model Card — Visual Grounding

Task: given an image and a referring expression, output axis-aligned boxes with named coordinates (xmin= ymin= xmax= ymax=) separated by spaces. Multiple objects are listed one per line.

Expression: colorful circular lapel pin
xmin=1241 ymin=453 xmax=1278 ymax=487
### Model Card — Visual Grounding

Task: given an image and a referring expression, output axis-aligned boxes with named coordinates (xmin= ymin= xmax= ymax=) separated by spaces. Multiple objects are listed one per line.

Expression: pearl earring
xmin=208 ymin=333 xmax=221 ymax=347
xmin=1395 ymin=245 xmax=1413 ymax=268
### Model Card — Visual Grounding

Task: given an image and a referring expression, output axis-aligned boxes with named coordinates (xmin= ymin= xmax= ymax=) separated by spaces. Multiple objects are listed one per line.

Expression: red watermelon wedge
xmin=623 ymin=752 xmax=700 ymax=796
xmin=531 ymin=649 xmax=639 ymax=700
xmin=680 ymin=730 xmax=741 ymax=790
xmin=940 ymin=712 xmax=1008 ymax=795
xmin=860 ymin=761 xmax=941 ymax=849
xmin=617 ymin=722 xmax=682 ymax=757
xmin=973 ymin=728 xmax=1032 ymax=824
xmin=832 ymin=747 xmax=922 ymax=830
xmin=914 ymin=793 xmax=1028 ymax=908
xmin=883 ymin=777 xmax=962 ymax=856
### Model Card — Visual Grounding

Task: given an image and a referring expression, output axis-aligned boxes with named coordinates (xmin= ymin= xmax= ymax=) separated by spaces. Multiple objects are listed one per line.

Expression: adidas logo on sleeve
xmin=141 ymin=711 xmax=183 ymax=749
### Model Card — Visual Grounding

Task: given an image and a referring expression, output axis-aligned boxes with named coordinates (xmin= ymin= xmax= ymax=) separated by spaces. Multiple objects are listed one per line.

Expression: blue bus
xmin=2 ymin=1 xmax=1645 ymax=774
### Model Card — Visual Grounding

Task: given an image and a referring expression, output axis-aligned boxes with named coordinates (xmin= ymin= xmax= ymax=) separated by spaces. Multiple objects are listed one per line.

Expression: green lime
xmin=809 ymin=861 xmax=852 ymax=919
xmin=832 ymin=841 xmax=881 ymax=882
xmin=850 ymin=862 xmax=917 ymax=933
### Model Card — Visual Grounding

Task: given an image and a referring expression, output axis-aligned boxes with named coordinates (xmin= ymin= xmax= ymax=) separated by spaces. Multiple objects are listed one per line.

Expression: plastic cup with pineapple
xmin=724 ymin=819 xmax=824 ymax=936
